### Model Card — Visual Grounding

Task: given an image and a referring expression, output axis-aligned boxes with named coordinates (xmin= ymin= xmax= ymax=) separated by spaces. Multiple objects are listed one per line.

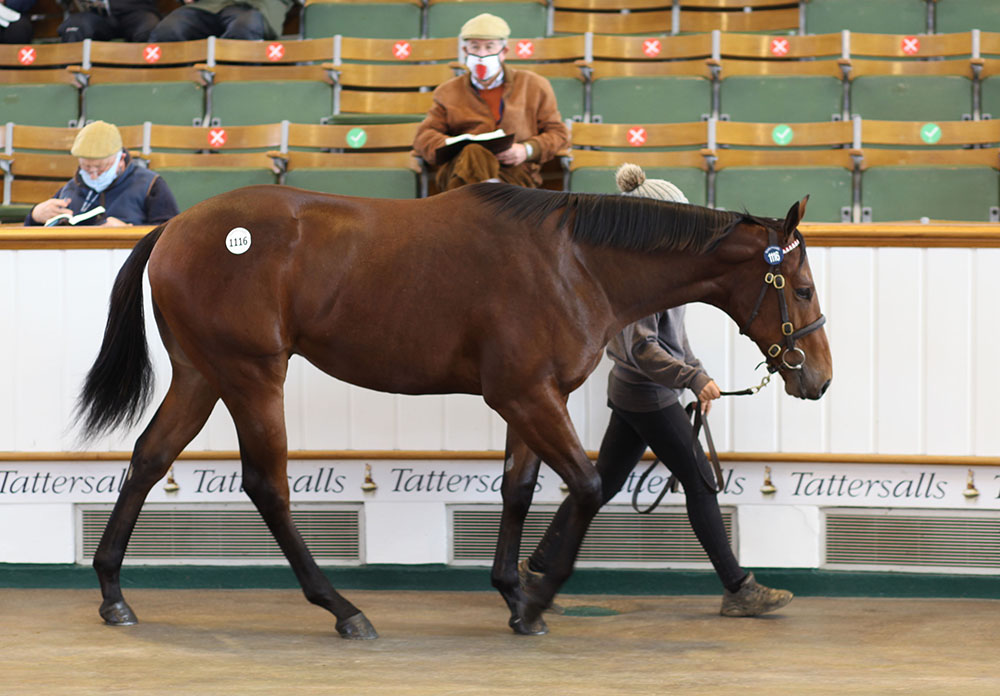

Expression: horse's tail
xmin=76 ymin=224 xmax=166 ymax=440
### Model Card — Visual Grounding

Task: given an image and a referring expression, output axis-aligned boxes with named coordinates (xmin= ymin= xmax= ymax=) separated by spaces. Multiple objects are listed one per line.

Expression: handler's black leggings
xmin=529 ymin=402 xmax=747 ymax=593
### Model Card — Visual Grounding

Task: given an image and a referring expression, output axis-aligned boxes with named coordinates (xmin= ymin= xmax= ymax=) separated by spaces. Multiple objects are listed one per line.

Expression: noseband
xmin=739 ymin=227 xmax=826 ymax=372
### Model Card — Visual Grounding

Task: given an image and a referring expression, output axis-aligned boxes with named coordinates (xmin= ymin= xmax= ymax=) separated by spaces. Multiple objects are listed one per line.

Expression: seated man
xmin=26 ymin=120 xmax=180 ymax=227
xmin=59 ymin=0 xmax=161 ymax=43
xmin=149 ymin=0 xmax=291 ymax=42
xmin=0 ymin=0 xmax=36 ymax=44
xmin=413 ymin=13 xmax=570 ymax=191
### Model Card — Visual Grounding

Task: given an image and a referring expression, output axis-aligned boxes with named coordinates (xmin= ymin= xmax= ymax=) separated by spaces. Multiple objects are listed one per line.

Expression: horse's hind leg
xmin=222 ymin=368 xmax=377 ymax=640
xmin=491 ymin=426 xmax=545 ymax=635
xmin=95 ymin=362 xmax=219 ymax=625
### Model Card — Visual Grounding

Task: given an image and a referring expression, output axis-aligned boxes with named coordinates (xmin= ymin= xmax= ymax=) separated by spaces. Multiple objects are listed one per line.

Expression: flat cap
xmin=459 ymin=13 xmax=511 ymax=40
xmin=70 ymin=120 xmax=123 ymax=159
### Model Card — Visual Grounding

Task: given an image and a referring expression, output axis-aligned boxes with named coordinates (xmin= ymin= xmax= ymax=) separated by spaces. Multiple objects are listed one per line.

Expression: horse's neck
xmin=580 ymin=245 xmax=729 ymax=332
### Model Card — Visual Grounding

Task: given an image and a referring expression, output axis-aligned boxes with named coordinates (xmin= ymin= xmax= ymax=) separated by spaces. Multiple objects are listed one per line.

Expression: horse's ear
xmin=783 ymin=195 xmax=809 ymax=239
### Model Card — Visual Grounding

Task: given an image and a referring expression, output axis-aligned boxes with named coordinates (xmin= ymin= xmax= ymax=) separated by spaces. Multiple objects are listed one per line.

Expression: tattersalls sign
xmin=0 ymin=460 xmax=997 ymax=510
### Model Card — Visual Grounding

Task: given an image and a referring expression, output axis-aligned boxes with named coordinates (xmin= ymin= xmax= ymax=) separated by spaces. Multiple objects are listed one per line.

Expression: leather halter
xmin=740 ymin=227 xmax=827 ymax=373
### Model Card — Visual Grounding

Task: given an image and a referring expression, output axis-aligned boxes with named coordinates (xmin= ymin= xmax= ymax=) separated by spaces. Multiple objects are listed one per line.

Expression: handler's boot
xmin=720 ymin=572 xmax=793 ymax=617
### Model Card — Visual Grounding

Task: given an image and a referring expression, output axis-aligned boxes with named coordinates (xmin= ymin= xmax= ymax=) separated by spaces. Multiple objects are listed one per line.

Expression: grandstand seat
xmin=677 ymin=3 xmax=799 ymax=34
xmin=855 ymin=118 xmax=1000 ymax=221
xmin=0 ymin=44 xmax=83 ymax=127
xmin=935 ymin=0 xmax=1000 ymax=34
xmin=76 ymin=39 xmax=209 ymax=127
xmin=710 ymin=119 xmax=855 ymax=221
xmin=506 ymin=35 xmax=589 ymax=121
xmin=845 ymin=32 xmax=976 ymax=121
xmin=804 ymin=0 xmax=928 ymax=35
xmin=326 ymin=63 xmax=454 ymax=124
xmin=335 ymin=36 xmax=458 ymax=64
xmin=273 ymin=122 xmax=422 ymax=198
xmin=567 ymin=121 xmax=710 ymax=204
xmin=716 ymin=32 xmax=846 ymax=122
xmin=553 ymin=8 xmax=672 ymax=35
xmin=427 ymin=0 xmax=549 ymax=39
xmin=201 ymin=39 xmax=338 ymax=126
xmin=977 ymin=32 xmax=1000 ymax=119
xmin=137 ymin=123 xmax=283 ymax=210
xmin=0 ymin=123 xmax=143 ymax=220
xmin=302 ymin=0 xmax=423 ymax=39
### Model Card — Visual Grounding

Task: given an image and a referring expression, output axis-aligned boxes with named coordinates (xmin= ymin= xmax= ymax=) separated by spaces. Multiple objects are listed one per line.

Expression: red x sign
xmin=901 ymin=36 xmax=920 ymax=55
xmin=642 ymin=39 xmax=661 ymax=58
xmin=143 ymin=44 xmax=161 ymax=64
xmin=18 ymin=46 xmax=36 ymax=65
xmin=770 ymin=38 xmax=789 ymax=57
xmin=516 ymin=40 xmax=534 ymax=58
xmin=266 ymin=42 xmax=285 ymax=61
xmin=627 ymin=127 xmax=647 ymax=147
xmin=393 ymin=41 xmax=411 ymax=60
xmin=208 ymin=128 xmax=227 ymax=148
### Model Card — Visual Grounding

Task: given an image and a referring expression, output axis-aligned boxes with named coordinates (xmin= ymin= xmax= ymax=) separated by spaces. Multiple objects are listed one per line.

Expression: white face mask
xmin=79 ymin=151 xmax=123 ymax=193
xmin=465 ymin=51 xmax=503 ymax=84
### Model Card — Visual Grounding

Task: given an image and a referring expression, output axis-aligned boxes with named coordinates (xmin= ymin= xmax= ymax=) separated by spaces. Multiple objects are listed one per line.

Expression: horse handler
xmin=522 ymin=163 xmax=794 ymax=617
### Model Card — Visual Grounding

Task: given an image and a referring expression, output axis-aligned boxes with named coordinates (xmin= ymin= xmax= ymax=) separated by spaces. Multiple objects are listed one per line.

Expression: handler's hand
xmin=102 ymin=216 xmax=131 ymax=227
xmin=497 ymin=143 xmax=528 ymax=166
xmin=699 ymin=380 xmax=721 ymax=414
xmin=31 ymin=197 xmax=72 ymax=224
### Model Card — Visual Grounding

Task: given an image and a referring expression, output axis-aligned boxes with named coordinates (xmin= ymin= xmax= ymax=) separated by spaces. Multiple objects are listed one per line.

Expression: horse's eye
xmin=795 ymin=287 xmax=814 ymax=301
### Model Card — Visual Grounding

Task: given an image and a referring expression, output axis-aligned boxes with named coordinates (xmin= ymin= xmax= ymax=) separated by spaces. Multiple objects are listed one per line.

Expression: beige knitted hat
xmin=71 ymin=121 xmax=123 ymax=159
xmin=615 ymin=163 xmax=689 ymax=204
xmin=460 ymin=13 xmax=511 ymax=40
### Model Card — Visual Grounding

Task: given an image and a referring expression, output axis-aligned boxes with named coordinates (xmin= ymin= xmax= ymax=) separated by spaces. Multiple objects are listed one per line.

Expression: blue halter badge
xmin=763 ymin=245 xmax=784 ymax=265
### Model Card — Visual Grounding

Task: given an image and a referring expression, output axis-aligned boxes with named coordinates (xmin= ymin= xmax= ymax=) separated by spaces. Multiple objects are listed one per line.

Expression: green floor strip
xmin=1 ymin=564 xmax=998 ymax=599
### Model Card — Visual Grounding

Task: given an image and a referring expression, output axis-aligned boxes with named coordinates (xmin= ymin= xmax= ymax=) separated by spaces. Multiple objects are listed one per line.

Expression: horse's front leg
xmin=492 ymin=384 xmax=602 ymax=633
xmin=491 ymin=426 xmax=545 ymax=634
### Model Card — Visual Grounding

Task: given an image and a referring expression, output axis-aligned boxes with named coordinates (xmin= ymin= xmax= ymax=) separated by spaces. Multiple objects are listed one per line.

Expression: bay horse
xmin=77 ymin=182 xmax=831 ymax=640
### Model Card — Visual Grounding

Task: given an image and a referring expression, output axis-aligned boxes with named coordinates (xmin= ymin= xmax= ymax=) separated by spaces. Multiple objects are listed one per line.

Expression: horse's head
xmin=720 ymin=196 xmax=832 ymax=400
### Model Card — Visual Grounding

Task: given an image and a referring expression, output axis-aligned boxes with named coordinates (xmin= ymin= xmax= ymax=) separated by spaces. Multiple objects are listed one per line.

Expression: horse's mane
xmin=468 ymin=183 xmax=767 ymax=254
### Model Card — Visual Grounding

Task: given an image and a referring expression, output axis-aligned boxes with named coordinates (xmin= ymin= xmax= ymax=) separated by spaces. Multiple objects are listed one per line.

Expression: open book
xmin=0 ymin=4 xmax=20 ymax=28
xmin=435 ymin=129 xmax=516 ymax=164
xmin=44 ymin=206 xmax=106 ymax=227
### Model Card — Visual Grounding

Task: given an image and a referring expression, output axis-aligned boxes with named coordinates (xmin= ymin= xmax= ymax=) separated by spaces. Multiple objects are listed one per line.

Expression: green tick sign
xmin=346 ymin=127 xmax=368 ymax=148
xmin=771 ymin=124 xmax=794 ymax=146
xmin=920 ymin=123 xmax=941 ymax=144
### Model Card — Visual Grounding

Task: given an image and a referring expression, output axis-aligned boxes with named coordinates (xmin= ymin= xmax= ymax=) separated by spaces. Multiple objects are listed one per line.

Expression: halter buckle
xmin=768 ymin=344 xmax=781 ymax=358
xmin=770 ymin=273 xmax=785 ymax=289
xmin=782 ymin=321 xmax=794 ymax=336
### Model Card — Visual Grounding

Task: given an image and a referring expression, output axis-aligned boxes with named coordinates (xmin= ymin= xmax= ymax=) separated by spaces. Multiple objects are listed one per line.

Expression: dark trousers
xmin=59 ymin=8 xmax=161 ymax=43
xmin=530 ymin=402 xmax=747 ymax=592
xmin=149 ymin=4 xmax=272 ymax=42
xmin=0 ymin=13 xmax=35 ymax=43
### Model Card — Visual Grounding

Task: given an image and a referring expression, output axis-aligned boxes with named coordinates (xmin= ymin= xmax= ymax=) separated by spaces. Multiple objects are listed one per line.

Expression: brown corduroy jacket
xmin=413 ymin=66 xmax=571 ymax=186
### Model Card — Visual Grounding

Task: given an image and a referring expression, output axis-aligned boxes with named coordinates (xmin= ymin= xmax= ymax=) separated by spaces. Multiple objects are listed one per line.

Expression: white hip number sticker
xmin=226 ymin=227 xmax=252 ymax=255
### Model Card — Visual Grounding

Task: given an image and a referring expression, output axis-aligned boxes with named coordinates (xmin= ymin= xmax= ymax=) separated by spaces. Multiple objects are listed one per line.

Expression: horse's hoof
xmin=509 ymin=613 xmax=548 ymax=636
xmin=336 ymin=612 xmax=378 ymax=640
xmin=100 ymin=600 xmax=138 ymax=626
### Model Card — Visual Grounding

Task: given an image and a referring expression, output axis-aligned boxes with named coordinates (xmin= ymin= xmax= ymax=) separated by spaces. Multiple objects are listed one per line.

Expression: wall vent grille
xmin=79 ymin=504 xmax=362 ymax=564
xmin=825 ymin=509 xmax=1000 ymax=571
xmin=451 ymin=505 xmax=733 ymax=566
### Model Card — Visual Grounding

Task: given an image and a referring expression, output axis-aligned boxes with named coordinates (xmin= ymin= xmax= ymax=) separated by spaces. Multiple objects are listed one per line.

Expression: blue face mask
xmin=79 ymin=151 xmax=123 ymax=193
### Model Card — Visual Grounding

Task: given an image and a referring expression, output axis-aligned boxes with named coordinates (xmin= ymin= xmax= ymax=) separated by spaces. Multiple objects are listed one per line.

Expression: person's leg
xmin=0 ymin=12 xmax=34 ymax=43
xmin=116 ymin=7 xmax=163 ymax=43
xmin=149 ymin=5 xmax=220 ymax=42
xmin=526 ymin=409 xmax=649 ymax=575
xmin=436 ymin=143 xmax=500 ymax=191
xmin=217 ymin=4 xmax=271 ymax=40
xmin=59 ymin=11 xmax=116 ymax=42
xmin=497 ymin=163 xmax=537 ymax=188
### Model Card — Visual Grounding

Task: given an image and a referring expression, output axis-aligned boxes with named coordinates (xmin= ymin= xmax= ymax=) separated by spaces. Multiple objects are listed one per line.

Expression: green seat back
xmin=936 ymin=0 xmax=1000 ymax=33
xmin=0 ymin=84 xmax=79 ymax=127
xmin=211 ymin=82 xmax=333 ymax=126
xmin=721 ymin=76 xmax=844 ymax=123
xmin=570 ymin=166 xmax=707 ymax=206
xmin=715 ymin=167 xmax=851 ymax=222
xmin=548 ymin=77 xmax=584 ymax=122
xmin=157 ymin=168 xmax=277 ymax=211
xmin=861 ymin=166 xmax=999 ymax=221
xmin=302 ymin=3 xmax=422 ymax=39
xmin=84 ymin=83 xmax=204 ymax=126
xmin=591 ymin=77 xmax=711 ymax=123
xmin=980 ymin=77 xmax=1000 ymax=119
xmin=805 ymin=0 xmax=927 ymax=34
xmin=286 ymin=168 xmax=419 ymax=198
xmin=850 ymin=76 xmax=972 ymax=121
xmin=427 ymin=2 xmax=547 ymax=39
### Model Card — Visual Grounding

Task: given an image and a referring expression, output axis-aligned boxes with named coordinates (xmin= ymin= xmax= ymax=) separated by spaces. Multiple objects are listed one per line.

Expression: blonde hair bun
xmin=615 ymin=162 xmax=646 ymax=194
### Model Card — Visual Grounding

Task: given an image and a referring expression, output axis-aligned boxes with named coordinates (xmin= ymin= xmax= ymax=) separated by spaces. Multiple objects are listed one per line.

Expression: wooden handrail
xmin=2 ymin=223 xmax=1000 ymax=249
xmin=1 ymin=450 xmax=997 ymax=466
